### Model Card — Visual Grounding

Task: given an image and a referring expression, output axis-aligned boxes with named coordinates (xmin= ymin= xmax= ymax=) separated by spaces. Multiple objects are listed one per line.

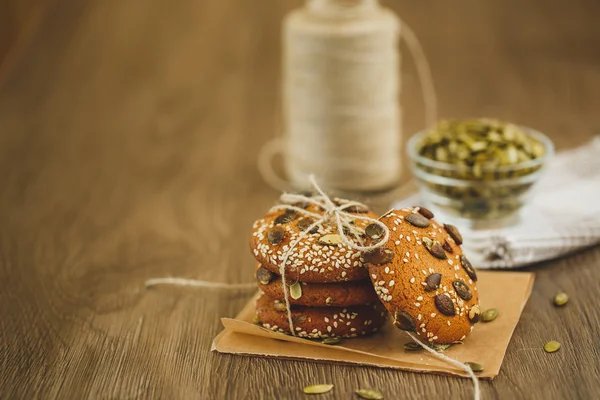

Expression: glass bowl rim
xmin=406 ymin=125 xmax=555 ymax=173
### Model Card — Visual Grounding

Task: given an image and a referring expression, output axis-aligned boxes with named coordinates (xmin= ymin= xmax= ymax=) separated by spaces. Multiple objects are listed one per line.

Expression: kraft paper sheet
xmin=212 ymin=271 xmax=534 ymax=379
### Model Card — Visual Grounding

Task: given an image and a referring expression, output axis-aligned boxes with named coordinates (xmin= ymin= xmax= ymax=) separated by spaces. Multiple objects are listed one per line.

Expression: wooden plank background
xmin=1 ymin=0 xmax=599 ymax=399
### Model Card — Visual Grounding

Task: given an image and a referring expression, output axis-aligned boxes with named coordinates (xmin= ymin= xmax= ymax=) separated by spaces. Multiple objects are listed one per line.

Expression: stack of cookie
xmin=250 ymin=201 xmax=388 ymax=339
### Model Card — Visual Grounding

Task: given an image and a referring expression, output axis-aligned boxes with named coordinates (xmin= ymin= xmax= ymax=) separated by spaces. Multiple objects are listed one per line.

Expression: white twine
xmin=271 ymin=174 xmax=390 ymax=334
xmin=145 ymin=277 xmax=256 ymax=290
xmin=258 ymin=0 xmax=437 ymax=192
xmin=406 ymin=332 xmax=480 ymax=400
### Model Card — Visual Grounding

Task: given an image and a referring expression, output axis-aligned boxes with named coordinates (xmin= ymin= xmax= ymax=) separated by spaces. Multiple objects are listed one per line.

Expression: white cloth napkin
xmin=394 ymin=136 xmax=600 ymax=269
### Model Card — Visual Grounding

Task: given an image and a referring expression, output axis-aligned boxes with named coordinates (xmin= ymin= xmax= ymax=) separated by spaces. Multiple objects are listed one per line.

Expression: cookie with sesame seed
xmin=363 ymin=207 xmax=480 ymax=344
xmin=254 ymin=264 xmax=379 ymax=307
xmin=250 ymin=205 xmax=377 ymax=283
xmin=255 ymin=292 xmax=387 ymax=338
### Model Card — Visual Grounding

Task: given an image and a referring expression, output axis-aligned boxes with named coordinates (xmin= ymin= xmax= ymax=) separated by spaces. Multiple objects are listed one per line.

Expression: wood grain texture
xmin=1 ymin=0 xmax=599 ymax=399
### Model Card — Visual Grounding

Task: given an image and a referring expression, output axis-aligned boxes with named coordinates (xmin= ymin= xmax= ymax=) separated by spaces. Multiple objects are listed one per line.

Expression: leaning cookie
xmin=255 ymin=264 xmax=378 ymax=307
xmin=255 ymin=292 xmax=387 ymax=338
xmin=364 ymin=207 xmax=480 ymax=344
xmin=250 ymin=202 xmax=378 ymax=283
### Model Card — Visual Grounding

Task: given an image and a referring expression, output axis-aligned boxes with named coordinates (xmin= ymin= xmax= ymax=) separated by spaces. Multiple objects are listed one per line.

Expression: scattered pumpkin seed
xmin=416 ymin=206 xmax=434 ymax=219
xmin=393 ymin=310 xmax=416 ymax=331
xmin=256 ymin=266 xmax=274 ymax=285
xmin=553 ymin=292 xmax=569 ymax=307
xmin=268 ymin=226 xmax=285 ymax=245
xmin=468 ymin=305 xmax=481 ymax=323
xmin=453 ymin=280 xmax=472 ymax=301
xmin=365 ymin=223 xmax=385 ymax=240
xmin=363 ymin=247 xmax=394 ymax=265
xmin=290 ymin=281 xmax=302 ymax=300
xmin=355 ymin=388 xmax=384 ymax=399
xmin=405 ymin=213 xmax=431 ymax=228
xmin=403 ymin=342 xmax=423 ymax=351
xmin=432 ymin=343 xmax=451 ymax=352
xmin=303 ymin=384 xmax=334 ymax=395
xmin=465 ymin=362 xmax=484 ymax=373
xmin=425 ymin=273 xmax=442 ymax=291
xmin=544 ymin=340 xmax=561 ymax=353
xmin=434 ymin=294 xmax=456 ymax=316
xmin=318 ymin=234 xmax=342 ymax=246
xmin=482 ymin=308 xmax=498 ymax=322
xmin=322 ymin=337 xmax=342 ymax=345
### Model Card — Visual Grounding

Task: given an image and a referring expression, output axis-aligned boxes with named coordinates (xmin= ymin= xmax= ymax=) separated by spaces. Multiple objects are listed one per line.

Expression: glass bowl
xmin=406 ymin=126 xmax=554 ymax=230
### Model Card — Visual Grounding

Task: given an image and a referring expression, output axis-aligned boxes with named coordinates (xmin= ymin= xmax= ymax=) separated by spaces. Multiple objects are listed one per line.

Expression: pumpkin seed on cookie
xmin=363 ymin=247 xmax=394 ymax=264
xmin=405 ymin=213 xmax=430 ymax=228
xmin=267 ymin=226 xmax=285 ymax=245
xmin=434 ymin=294 xmax=456 ymax=316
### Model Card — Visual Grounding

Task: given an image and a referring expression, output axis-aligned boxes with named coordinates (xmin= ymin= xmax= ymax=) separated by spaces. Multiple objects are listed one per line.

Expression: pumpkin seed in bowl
xmin=407 ymin=119 xmax=554 ymax=228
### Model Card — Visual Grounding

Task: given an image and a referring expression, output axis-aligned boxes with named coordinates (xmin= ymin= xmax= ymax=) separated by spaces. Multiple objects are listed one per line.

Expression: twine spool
xmin=263 ymin=0 xmax=436 ymax=192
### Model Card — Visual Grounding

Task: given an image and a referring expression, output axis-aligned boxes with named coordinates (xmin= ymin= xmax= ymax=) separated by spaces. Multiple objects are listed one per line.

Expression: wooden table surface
xmin=1 ymin=1 xmax=599 ymax=399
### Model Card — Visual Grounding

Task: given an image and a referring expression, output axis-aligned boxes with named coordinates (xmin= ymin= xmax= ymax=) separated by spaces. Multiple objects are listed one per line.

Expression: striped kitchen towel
xmin=394 ymin=136 xmax=600 ymax=269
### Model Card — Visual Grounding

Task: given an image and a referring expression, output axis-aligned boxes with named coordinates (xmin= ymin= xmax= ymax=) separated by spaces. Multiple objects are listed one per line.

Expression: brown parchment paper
xmin=212 ymin=271 xmax=534 ymax=379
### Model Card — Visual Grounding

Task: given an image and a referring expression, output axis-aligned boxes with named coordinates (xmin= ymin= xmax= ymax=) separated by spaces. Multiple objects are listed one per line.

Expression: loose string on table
xmin=406 ymin=332 xmax=480 ymax=400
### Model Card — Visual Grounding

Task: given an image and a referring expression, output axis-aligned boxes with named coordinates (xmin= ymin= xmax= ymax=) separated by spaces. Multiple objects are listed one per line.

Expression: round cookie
xmin=255 ymin=264 xmax=379 ymax=307
xmin=250 ymin=203 xmax=378 ymax=283
xmin=363 ymin=207 xmax=480 ymax=344
xmin=255 ymin=292 xmax=387 ymax=338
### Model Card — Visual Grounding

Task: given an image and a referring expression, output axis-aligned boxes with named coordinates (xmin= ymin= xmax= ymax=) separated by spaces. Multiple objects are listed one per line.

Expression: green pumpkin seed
xmin=290 ymin=281 xmax=302 ymax=300
xmin=273 ymin=301 xmax=287 ymax=312
xmin=303 ymin=384 xmax=333 ymax=394
xmin=355 ymin=388 xmax=384 ymax=399
xmin=482 ymin=308 xmax=498 ymax=322
xmin=432 ymin=343 xmax=451 ymax=352
xmin=403 ymin=342 xmax=423 ymax=352
xmin=322 ymin=337 xmax=342 ymax=345
xmin=415 ymin=119 xmax=547 ymax=221
xmin=318 ymin=234 xmax=342 ymax=246
xmin=544 ymin=340 xmax=561 ymax=353
xmin=465 ymin=362 xmax=484 ymax=373
xmin=553 ymin=292 xmax=568 ymax=307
